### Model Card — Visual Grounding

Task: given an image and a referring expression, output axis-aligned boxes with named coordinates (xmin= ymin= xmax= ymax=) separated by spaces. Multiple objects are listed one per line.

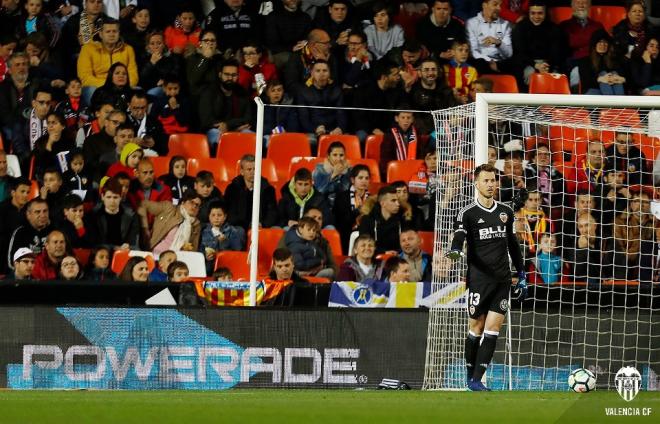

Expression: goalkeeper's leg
xmin=471 ymin=311 xmax=506 ymax=383
xmin=465 ymin=319 xmax=484 ymax=381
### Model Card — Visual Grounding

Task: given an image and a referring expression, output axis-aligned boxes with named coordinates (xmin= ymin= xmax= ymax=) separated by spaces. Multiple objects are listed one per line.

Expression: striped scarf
xmin=391 ymin=126 xmax=417 ymax=161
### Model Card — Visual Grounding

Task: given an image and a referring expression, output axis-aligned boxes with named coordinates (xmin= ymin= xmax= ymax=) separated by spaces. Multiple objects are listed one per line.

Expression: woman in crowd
xmin=58 ymin=255 xmax=83 ymax=280
xmin=336 ymin=234 xmax=381 ymax=282
xmin=363 ymin=2 xmax=404 ymax=60
xmin=89 ymin=62 xmax=133 ymax=112
xmin=631 ymin=37 xmax=660 ymax=94
xmin=313 ymin=141 xmax=351 ymax=208
xmin=332 ymin=164 xmax=371 ymax=254
xmin=578 ymin=30 xmax=626 ymax=95
xmin=612 ymin=0 xmax=656 ymax=61
xmin=139 ymin=30 xmax=185 ymax=96
xmin=32 ymin=112 xmax=74 ymax=180
xmin=119 ymin=256 xmax=150 ymax=282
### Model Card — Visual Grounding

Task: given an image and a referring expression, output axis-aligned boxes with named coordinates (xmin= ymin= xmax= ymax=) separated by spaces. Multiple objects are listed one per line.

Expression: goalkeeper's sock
xmin=472 ymin=330 xmax=499 ymax=382
xmin=464 ymin=331 xmax=480 ymax=381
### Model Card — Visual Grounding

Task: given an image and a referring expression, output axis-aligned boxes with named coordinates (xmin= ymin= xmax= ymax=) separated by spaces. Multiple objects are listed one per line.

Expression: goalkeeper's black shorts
xmin=466 ymin=280 xmax=511 ymax=319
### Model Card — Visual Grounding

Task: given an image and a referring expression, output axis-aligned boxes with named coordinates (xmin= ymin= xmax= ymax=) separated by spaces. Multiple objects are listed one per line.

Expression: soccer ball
xmin=568 ymin=368 xmax=596 ymax=392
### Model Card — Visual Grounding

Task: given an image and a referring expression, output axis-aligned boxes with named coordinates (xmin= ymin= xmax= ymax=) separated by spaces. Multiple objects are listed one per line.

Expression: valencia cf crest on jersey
xmin=499 ymin=212 xmax=508 ymax=223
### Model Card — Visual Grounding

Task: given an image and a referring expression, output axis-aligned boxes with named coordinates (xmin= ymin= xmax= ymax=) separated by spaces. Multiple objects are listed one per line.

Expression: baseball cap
xmin=13 ymin=248 xmax=35 ymax=262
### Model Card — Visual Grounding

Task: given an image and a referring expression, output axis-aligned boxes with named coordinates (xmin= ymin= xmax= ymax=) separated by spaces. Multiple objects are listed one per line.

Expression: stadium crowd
xmin=0 ymin=0 xmax=658 ymax=294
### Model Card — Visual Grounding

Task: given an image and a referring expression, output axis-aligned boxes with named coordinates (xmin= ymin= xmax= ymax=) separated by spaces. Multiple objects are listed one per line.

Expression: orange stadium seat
xmin=214 ymin=250 xmax=250 ymax=280
xmin=529 ymin=73 xmax=570 ymax=94
xmin=548 ymin=6 xmax=572 ymax=24
xmin=386 ymin=160 xmax=424 ymax=183
xmin=347 ymin=158 xmax=381 ymax=183
xmin=248 ymin=228 xmax=285 ymax=276
xmin=590 ymin=6 xmax=626 ymax=34
xmin=186 ymin=158 xmax=229 ymax=186
xmin=110 ymin=250 xmax=156 ymax=275
xmin=73 ymin=248 xmax=92 ymax=267
xmin=151 ymin=156 xmax=172 ymax=179
xmin=365 ymin=134 xmax=384 ymax=160
xmin=234 ymin=157 xmax=279 ymax=184
xmin=216 ymin=132 xmax=256 ymax=177
xmin=268 ymin=133 xmax=312 ymax=181
xmin=318 ymin=134 xmax=362 ymax=159
xmin=168 ymin=133 xmax=210 ymax=158
xmin=288 ymin=156 xmax=324 ymax=181
xmin=599 ymin=108 xmax=641 ymax=128
xmin=28 ymin=180 xmax=39 ymax=200
xmin=418 ymin=231 xmax=435 ymax=254
xmin=321 ymin=228 xmax=343 ymax=257
xmin=481 ymin=74 xmax=519 ymax=93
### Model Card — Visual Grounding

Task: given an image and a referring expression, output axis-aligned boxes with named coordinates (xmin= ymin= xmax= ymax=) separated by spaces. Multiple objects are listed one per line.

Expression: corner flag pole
xmin=249 ymin=97 xmax=265 ymax=306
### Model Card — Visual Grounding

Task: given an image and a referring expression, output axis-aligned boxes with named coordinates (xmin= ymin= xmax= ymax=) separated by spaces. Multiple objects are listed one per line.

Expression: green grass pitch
xmin=0 ymin=390 xmax=658 ymax=423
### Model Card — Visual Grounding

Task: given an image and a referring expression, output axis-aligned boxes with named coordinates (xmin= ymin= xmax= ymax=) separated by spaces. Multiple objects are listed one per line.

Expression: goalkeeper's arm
xmin=446 ymin=216 xmax=467 ymax=260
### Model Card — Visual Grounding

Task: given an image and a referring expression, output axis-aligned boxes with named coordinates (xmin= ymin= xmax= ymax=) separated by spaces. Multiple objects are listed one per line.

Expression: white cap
xmin=13 ymin=248 xmax=35 ymax=262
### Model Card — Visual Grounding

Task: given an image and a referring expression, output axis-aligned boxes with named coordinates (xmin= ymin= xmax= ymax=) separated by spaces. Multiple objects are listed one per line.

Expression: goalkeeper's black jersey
xmin=450 ymin=200 xmax=524 ymax=286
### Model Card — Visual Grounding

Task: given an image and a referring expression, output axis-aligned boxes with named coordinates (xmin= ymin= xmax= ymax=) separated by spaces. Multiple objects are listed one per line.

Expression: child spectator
xmin=237 ymin=41 xmax=278 ymax=97
xmin=55 ymin=77 xmax=84 ymax=134
xmin=363 ymin=2 xmax=404 ymax=60
xmin=213 ymin=267 xmax=233 ymax=281
xmin=278 ymin=168 xmax=332 ymax=228
xmin=163 ymin=6 xmax=200 ymax=55
xmin=85 ymin=246 xmax=116 ymax=281
xmin=258 ymin=80 xmax=298 ymax=147
xmin=514 ymin=188 xmax=549 ymax=259
xmin=443 ymin=40 xmax=478 ymax=104
xmin=58 ymin=255 xmax=83 ymax=280
xmin=167 ymin=260 xmax=190 ymax=282
xmin=62 ymin=148 xmax=93 ymax=197
xmin=16 ymin=0 xmax=57 ymax=47
xmin=535 ymin=232 xmax=562 ymax=285
xmin=313 ymin=141 xmax=350 ymax=208
xmin=158 ymin=156 xmax=195 ymax=205
xmin=284 ymin=216 xmax=334 ymax=279
xmin=106 ymin=142 xmax=143 ymax=179
xmin=578 ymin=30 xmax=626 ymax=96
xmin=200 ymin=201 xmax=245 ymax=274
xmin=59 ymin=193 xmax=90 ymax=248
xmin=194 ymin=171 xmax=223 ymax=224
xmin=152 ymin=75 xmax=190 ymax=135
xmin=149 ymin=250 xmax=177 ymax=282
xmin=379 ymin=111 xmax=419 ymax=177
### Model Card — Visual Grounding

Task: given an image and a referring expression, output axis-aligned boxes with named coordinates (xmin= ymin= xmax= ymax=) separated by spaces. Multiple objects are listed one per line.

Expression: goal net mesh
xmin=423 ymin=101 xmax=660 ymax=391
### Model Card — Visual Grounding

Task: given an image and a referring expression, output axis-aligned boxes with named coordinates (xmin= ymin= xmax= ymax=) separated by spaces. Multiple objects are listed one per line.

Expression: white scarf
xmin=170 ymin=206 xmax=194 ymax=251
xmin=29 ymin=109 xmax=47 ymax=150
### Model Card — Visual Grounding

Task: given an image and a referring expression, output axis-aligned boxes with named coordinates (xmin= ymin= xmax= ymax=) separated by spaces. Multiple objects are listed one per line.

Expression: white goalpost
xmin=423 ymin=94 xmax=660 ymax=391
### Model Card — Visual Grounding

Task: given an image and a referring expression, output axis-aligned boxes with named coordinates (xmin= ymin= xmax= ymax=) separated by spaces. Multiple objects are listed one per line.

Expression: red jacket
xmin=164 ymin=25 xmax=201 ymax=53
xmin=32 ymin=251 xmax=59 ymax=281
xmin=560 ymin=17 xmax=604 ymax=60
xmin=238 ymin=60 xmax=278 ymax=96
xmin=563 ymin=158 xmax=605 ymax=199
xmin=500 ymin=0 xmax=530 ymax=23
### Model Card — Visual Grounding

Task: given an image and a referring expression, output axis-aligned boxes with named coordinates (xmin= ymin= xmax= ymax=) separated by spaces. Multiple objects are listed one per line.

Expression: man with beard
xmin=0 ymin=53 xmax=37 ymax=161
xmin=126 ymin=90 xmax=166 ymax=156
xmin=560 ymin=0 xmax=603 ymax=67
xmin=466 ymin=0 xmax=513 ymax=74
xmin=417 ymin=1 xmax=466 ymax=63
xmin=409 ymin=58 xmax=458 ymax=134
xmin=199 ymin=59 xmax=252 ymax=155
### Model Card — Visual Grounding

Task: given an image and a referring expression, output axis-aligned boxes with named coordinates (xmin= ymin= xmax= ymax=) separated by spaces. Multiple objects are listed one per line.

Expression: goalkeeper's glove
xmin=445 ymin=250 xmax=464 ymax=261
xmin=513 ymin=271 xmax=528 ymax=302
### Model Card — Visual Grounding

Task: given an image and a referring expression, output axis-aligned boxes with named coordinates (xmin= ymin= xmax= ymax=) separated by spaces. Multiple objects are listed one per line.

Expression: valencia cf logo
xmin=499 ymin=299 xmax=509 ymax=311
xmin=499 ymin=212 xmax=508 ymax=223
xmin=469 ymin=305 xmax=475 ymax=315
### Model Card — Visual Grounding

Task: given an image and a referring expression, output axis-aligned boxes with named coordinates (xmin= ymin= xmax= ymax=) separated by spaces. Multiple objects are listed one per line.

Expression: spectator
xmin=31 ymin=229 xmax=68 ymax=280
xmin=55 ymin=78 xmax=84 ymax=135
xmin=358 ymin=185 xmax=414 ymax=254
xmin=39 ymin=168 xmax=66 ymax=222
xmin=410 ymin=58 xmax=458 ymax=134
xmin=204 ymin=0 xmax=259 ymax=54
xmin=577 ymin=29 xmax=626 ymax=95
xmin=167 ymin=260 xmax=190 ymax=282
xmin=613 ymin=0 xmax=655 ymax=61
xmin=0 ymin=34 xmax=17 ymax=84
xmin=98 ymin=122 xmax=135 ymax=179
xmin=565 ymin=140 xmax=606 ymax=199
xmin=85 ymin=247 xmax=116 ymax=281
xmin=299 ymin=206 xmax=339 ymax=275
xmin=200 ymin=201 xmax=245 ymax=274
xmin=8 ymin=247 xmax=35 ymax=280
xmin=363 ymin=2 xmax=404 ymax=60
xmin=534 ymin=232 xmax=562 ymax=284
xmin=106 ymin=141 xmax=143 ymax=179
xmin=313 ymin=141 xmax=350 ymax=207
xmin=512 ymin=0 xmax=565 ymax=87
xmin=86 ymin=176 xmax=140 ymax=251
xmin=564 ymin=212 xmax=610 ymax=285
xmin=15 ymin=0 xmax=58 ymax=48
xmin=391 ymin=181 xmax=425 ymax=229
xmin=0 ymin=53 xmax=36 ymax=158
xmin=601 ymin=170 xmax=631 ymax=227
xmin=282 ymin=28 xmax=335 ymax=96
xmin=297 ymin=60 xmax=346 ymax=150
xmin=139 ymin=31 xmax=186 ymax=97
xmin=126 ymin=90 xmax=166 ymax=155
xmin=312 ymin=0 xmax=354 ymax=51
xmin=382 ymin=256 xmax=411 ymax=283
xmin=382 ymin=110 xmax=421 ymax=175
xmin=443 ymin=40 xmax=478 ymax=104
xmin=157 ymin=156 xmax=194 ymax=205
xmin=149 ymin=250 xmax=176 ymax=282
xmin=499 ymin=0 xmax=529 ymax=24
xmin=337 ymin=30 xmax=373 ymax=93
xmin=7 ymin=198 xmax=52 ymax=269
xmin=631 ymin=36 xmax=660 ymax=94
xmin=193 ymin=171 xmax=223 ymax=225
xmin=561 ymin=189 xmax=598 ymax=247
xmin=524 ymin=143 xmax=565 ymax=214
xmin=278 ymin=167 xmax=332 ymax=228
xmin=32 ymin=113 xmax=74 ymax=181
xmin=60 ymin=0 xmax=108 ymax=68
xmin=127 ymin=158 xmax=173 ymax=214
xmin=137 ymin=190 xmax=202 ymax=255
xmin=199 ymin=59 xmax=252 ymax=154
xmin=58 ymin=193 xmax=91 ymax=248
xmin=498 ymin=152 xmax=525 ymax=204
xmin=185 ymin=29 xmax=221 ymax=118
xmin=58 ymin=255 xmax=83 ymax=280
xmin=75 ymin=101 xmax=114 ymax=148
xmin=224 ymin=154 xmax=279 ymax=231
xmin=398 ymin=228 xmax=432 ymax=282
xmin=118 ymin=256 xmax=149 ymax=282
xmin=514 ymin=188 xmax=549 ymax=258
xmin=336 ymin=233 xmax=380 ymax=282
xmin=258 ymin=80 xmax=298 ymax=141
xmin=559 ymin=0 xmax=604 ymax=66
xmin=268 ymin=246 xmax=307 ymax=283
xmin=386 ymin=39 xmax=424 ymax=92
xmin=417 ymin=1 xmax=465 ymax=62
xmin=121 ymin=5 xmax=151 ymax=61
xmin=265 ymin=0 xmax=312 ymax=68
xmin=605 ymin=131 xmax=647 ymax=186
xmin=152 ymin=75 xmax=190 ymax=135
xmin=77 ymin=18 xmax=138 ymax=106
xmin=83 ymin=108 xmax=125 ymax=177
xmin=89 ymin=61 xmax=133 ymax=112
xmin=351 ymin=60 xmax=404 ymax=142
xmin=466 ymin=0 xmax=513 ymax=74
xmin=163 ymin=5 xmax=200 ymax=55
xmin=24 ymin=32 xmax=66 ymax=90
xmin=0 ymin=177 xmax=31 ymax=273
xmin=283 ymin=216 xmax=334 ymax=279
xmin=237 ymin=41 xmax=278 ymax=97
xmin=20 ymin=86 xmax=52 ymax=159
xmin=102 ymin=0 xmax=137 ymax=20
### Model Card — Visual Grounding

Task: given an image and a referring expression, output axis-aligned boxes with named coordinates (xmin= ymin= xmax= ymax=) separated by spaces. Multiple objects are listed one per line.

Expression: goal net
xmin=423 ymin=94 xmax=660 ymax=391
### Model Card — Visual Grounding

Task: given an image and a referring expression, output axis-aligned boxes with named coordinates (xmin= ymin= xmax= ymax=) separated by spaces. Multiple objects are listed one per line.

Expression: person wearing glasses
xmin=137 ymin=190 xmax=202 ymax=256
xmin=58 ymin=255 xmax=84 ymax=281
xmin=9 ymin=247 xmax=36 ymax=280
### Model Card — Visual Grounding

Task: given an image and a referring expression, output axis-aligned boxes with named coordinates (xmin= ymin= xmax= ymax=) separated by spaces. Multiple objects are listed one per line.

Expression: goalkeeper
xmin=446 ymin=164 xmax=527 ymax=391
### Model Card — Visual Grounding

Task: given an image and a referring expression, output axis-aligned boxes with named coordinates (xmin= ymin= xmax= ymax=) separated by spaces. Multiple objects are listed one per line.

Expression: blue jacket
xmin=284 ymin=226 xmax=326 ymax=272
xmin=312 ymin=161 xmax=350 ymax=206
xmin=199 ymin=223 xmax=245 ymax=253
xmin=535 ymin=252 xmax=562 ymax=284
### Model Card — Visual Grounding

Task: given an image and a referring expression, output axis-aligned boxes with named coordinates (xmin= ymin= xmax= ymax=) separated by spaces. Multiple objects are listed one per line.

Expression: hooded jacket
xmin=77 ymin=40 xmax=138 ymax=87
xmin=277 ymin=179 xmax=332 ymax=227
xmin=357 ymin=196 xmax=414 ymax=254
